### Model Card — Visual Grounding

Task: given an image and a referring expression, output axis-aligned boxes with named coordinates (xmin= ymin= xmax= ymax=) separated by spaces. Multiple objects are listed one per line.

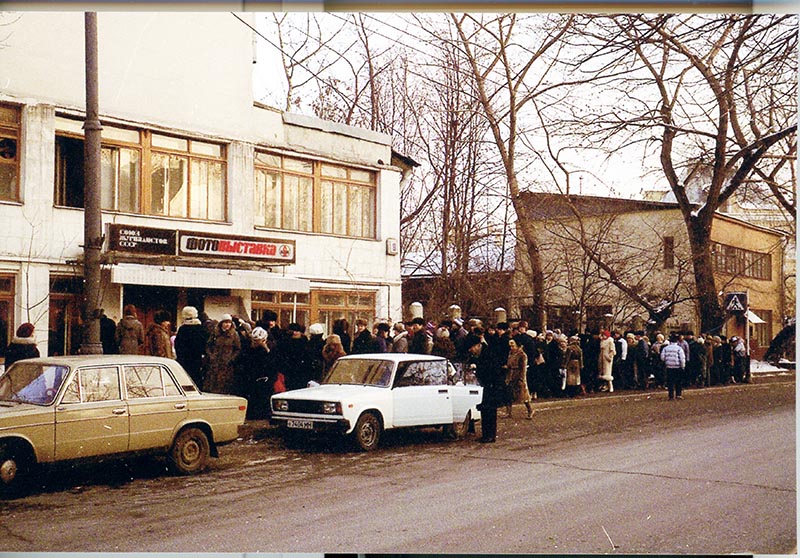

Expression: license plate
xmin=287 ymin=419 xmax=314 ymax=430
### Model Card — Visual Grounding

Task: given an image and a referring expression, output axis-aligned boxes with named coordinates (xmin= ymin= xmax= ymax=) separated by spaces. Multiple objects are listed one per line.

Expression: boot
xmin=525 ymin=402 xmax=533 ymax=419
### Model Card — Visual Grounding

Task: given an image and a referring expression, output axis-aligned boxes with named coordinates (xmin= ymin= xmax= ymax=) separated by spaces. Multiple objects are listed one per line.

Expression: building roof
xmin=517 ymin=192 xmax=684 ymax=219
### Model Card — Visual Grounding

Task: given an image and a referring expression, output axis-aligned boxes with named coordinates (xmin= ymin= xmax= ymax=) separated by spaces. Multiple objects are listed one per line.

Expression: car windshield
xmin=0 ymin=362 xmax=69 ymax=405
xmin=323 ymin=359 xmax=394 ymax=387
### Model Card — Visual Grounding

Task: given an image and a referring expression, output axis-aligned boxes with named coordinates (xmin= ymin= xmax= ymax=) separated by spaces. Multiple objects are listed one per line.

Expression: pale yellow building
xmin=511 ymin=193 xmax=786 ymax=358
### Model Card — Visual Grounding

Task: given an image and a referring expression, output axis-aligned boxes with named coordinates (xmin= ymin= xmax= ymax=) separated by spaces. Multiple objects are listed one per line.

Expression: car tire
xmin=0 ymin=443 xmax=32 ymax=497
xmin=168 ymin=427 xmax=211 ymax=475
xmin=352 ymin=412 xmax=382 ymax=451
xmin=445 ymin=411 xmax=472 ymax=440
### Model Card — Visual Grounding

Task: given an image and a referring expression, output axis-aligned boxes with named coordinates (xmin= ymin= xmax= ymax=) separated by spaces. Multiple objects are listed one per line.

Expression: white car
xmin=270 ymin=353 xmax=482 ymax=451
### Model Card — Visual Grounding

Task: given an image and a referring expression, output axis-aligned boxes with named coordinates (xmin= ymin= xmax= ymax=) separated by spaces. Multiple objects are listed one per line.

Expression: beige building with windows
xmin=511 ymin=193 xmax=786 ymax=358
xmin=0 ymin=12 xmax=403 ymax=358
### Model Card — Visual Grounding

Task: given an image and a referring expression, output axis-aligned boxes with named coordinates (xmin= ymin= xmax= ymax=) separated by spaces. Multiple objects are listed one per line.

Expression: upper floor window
xmin=254 ymin=152 xmax=376 ymax=239
xmin=0 ymin=103 xmax=21 ymax=202
xmin=712 ymin=241 xmax=772 ymax=280
xmin=55 ymin=117 xmax=226 ymax=221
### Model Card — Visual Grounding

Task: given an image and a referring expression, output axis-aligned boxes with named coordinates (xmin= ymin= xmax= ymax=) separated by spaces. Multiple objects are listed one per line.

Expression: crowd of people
xmin=92 ymin=305 xmax=752 ymax=430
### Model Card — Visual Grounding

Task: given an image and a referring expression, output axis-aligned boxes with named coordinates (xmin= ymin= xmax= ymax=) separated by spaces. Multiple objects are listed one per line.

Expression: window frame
xmin=0 ymin=103 xmax=21 ymax=202
xmin=254 ymin=151 xmax=377 ymax=240
xmin=54 ymin=117 xmax=227 ymax=222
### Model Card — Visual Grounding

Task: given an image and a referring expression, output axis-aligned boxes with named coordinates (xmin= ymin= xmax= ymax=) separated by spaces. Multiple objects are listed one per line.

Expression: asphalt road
xmin=0 ymin=375 xmax=794 ymax=555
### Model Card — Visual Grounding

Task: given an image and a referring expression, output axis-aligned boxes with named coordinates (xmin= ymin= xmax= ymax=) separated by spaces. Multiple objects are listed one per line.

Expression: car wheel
xmin=352 ymin=412 xmax=382 ymax=451
xmin=169 ymin=427 xmax=210 ymax=475
xmin=446 ymin=411 xmax=472 ymax=440
xmin=0 ymin=444 xmax=31 ymax=496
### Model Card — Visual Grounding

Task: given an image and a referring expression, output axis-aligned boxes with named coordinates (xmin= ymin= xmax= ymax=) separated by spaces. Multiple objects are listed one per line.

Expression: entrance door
xmin=123 ymin=285 xmax=179 ymax=331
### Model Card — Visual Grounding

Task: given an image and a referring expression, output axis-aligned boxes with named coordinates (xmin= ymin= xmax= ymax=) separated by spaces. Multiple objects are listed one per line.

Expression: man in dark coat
xmin=467 ymin=331 xmax=506 ymax=444
xmin=351 ymin=318 xmax=380 ymax=354
xmin=277 ymin=323 xmax=309 ymax=391
xmin=99 ymin=310 xmax=118 ymax=354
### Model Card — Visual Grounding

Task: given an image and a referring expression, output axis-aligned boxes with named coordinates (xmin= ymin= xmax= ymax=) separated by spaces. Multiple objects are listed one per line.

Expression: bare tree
xmin=568 ymin=14 xmax=797 ymax=332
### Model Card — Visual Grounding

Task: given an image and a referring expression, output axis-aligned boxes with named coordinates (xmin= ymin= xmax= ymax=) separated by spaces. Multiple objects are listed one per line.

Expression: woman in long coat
xmin=504 ymin=338 xmax=533 ymax=419
xmin=598 ymin=330 xmax=616 ymax=392
xmin=116 ymin=304 xmax=144 ymax=355
xmin=563 ymin=335 xmax=584 ymax=396
xmin=204 ymin=314 xmax=241 ymax=394
xmin=144 ymin=310 xmax=174 ymax=359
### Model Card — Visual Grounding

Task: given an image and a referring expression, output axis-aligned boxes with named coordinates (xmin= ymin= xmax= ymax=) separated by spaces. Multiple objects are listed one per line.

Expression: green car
xmin=0 ymin=355 xmax=247 ymax=495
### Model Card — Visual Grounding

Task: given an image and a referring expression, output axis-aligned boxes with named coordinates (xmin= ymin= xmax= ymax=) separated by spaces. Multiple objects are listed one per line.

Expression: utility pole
xmin=80 ymin=11 xmax=103 ymax=354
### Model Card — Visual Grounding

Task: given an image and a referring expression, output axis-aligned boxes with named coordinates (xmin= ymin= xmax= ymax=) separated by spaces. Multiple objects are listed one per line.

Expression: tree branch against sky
xmin=567 ymin=14 xmax=797 ymax=333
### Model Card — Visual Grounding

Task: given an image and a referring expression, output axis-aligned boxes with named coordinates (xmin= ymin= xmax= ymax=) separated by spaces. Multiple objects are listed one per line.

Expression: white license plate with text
xmin=287 ymin=419 xmax=314 ymax=430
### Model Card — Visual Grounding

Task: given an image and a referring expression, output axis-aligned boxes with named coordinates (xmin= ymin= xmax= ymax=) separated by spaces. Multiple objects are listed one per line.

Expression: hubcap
xmin=0 ymin=458 xmax=17 ymax=484
xmin=183 ymin=440 xmax=200 ymax=462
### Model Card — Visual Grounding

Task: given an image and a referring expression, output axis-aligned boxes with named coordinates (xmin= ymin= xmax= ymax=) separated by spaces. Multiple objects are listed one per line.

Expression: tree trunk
xmin=687 ymin=217 xmax=725 ymax=334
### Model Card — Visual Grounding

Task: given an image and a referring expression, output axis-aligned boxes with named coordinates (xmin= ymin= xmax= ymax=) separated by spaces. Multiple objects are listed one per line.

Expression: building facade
xmin=511 ymin=193 xmax=786 ymax=358
xmin=0 ymin=12 xmax=403 ymax=359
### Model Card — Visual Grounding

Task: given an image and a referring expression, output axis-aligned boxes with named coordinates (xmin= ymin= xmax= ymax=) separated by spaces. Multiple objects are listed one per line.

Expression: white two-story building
xmin=0 ymin=12 xmax=403 ymax=357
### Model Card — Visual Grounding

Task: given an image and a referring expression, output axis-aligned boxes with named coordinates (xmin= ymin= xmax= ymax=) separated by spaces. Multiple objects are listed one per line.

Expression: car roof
xmin=338 ymin=353 xmax=447 ymax=363
xmin=16 ymin=355 xmax=181 ymax=367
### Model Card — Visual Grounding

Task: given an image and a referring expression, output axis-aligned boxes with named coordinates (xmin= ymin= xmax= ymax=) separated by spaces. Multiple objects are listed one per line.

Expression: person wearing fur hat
xmin=321 ymin=334 xmax=347 ymax=375
xmin=175 ymin=306 xmax=208 ymax=389
xmin=4 ymin=323 xmax=39 ymax=368
xmin=204 ymin=314 xmax=241 ymax=394
xmin=304 ymin=323 xmax=327 ymax=383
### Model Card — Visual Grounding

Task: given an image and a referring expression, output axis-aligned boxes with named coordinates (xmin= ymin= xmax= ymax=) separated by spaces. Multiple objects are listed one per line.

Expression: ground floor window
xmin=751 ymin=309 xmax=772 ymax=349
xmin=251 ymin=289 xmax=375 ymax=336
xmin=48 ymin=276 xmax=83 ymax=357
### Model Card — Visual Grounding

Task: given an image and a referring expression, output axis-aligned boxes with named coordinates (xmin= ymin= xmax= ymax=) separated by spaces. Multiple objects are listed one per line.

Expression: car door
xmin=55 ymin=365 xmax=129 ymax=460
xmin=124 ymin=363 xmax=189 ymax=452
xmin=391 ymin=360 xmax=452 ymax=427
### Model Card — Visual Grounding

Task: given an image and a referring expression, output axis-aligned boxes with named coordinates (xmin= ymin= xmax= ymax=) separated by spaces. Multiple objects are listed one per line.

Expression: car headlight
xmin=322 ymin=402 xmax=341 ymax=415
xmin=273 ymin=399 xmax=289 ymax=412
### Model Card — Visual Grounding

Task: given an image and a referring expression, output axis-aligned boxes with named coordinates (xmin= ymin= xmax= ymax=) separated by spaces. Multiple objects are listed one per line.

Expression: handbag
xmin=534 ymin=353 xmax=545 ymax=366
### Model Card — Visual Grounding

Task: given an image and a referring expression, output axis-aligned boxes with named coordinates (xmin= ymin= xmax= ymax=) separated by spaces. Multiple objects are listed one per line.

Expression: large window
xmin=55 ymin=117 xmax=226 ymax=221
xmin=0 ymin=103 xmax=20 ymax=202
xmin=251 ymin=289 xmax=375 ymax=335
xmin=254 ymin=152 xmax=376 ymax=239
xmin=712 ymin=242 xmax=772 ymax=280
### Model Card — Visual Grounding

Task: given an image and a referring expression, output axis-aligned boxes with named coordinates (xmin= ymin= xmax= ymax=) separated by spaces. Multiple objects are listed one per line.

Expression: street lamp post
xmin=80 ymin=11 xmax=103 ymax=355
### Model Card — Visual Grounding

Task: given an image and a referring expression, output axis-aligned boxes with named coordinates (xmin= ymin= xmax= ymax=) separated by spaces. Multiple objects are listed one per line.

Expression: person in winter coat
xmin=563 ymin=335 xmax=584 ymax=397
xmin=174 ymin=306 xmax=208 ymax=389
xmin=504 ymin=338 xmax=533 ymax=419
xmin=321 ymin=334 xmax=347 ymax=375
xmin=4 ymin=323 xmax=40 ymax=368
xmin=390 ymin=322 xmax=409 ymax=353
xmin=99 ymin=310 xmax=118 ymax=354
xmin=351 ymin=318 xmax=379 ymax=354
xmin=304 ymin=323 xmax=327 ymax=384
xmin=431 ymin=327 xmax=457 ymax=361
xmin=661 ymin=332 xmax=686 ymax=400
xmin=278 ymin=323 xmax=309 ymax=391
xmin=408 ymin=317 xmax=433 ymax=355
xmin=467 ymin=332 xmax=505 ymax=443
xmin=233 ymin=326 xmax=276 ymax=419
xmin=598 ymin=330 xmax=616 ymax=392
xmin=144 ymin=310 xmax=175 ymax=359
xmin=116 ymin=304 xmax=144 ymax=355
xmin=204 ymin=314 xmax=241 ymax=394
xmin=332 ymin=318 xmax=351 ymax=356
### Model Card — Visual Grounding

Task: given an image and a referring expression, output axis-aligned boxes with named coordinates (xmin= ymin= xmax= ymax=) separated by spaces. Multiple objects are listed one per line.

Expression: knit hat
xmin=220 ymin=314 xmax=233 ymax=323
xmin=308 ymin=323 xmax=325 ymax=336
xmin=16 ymin=323 xmax=34 ymax=338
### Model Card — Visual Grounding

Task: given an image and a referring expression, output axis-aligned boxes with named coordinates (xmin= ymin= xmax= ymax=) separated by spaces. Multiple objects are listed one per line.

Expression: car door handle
xmin=438 ymin=389 xmax=449 ymax=394
xmin=111 ymin=408 xmax=127 ymax=415
xmin=174 ymin=403 xmax=186 ymax=410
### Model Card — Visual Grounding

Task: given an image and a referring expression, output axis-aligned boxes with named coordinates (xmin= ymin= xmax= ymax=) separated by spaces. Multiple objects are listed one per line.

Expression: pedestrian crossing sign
xmin=724 ymin=292 xmax=747 ymax=313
